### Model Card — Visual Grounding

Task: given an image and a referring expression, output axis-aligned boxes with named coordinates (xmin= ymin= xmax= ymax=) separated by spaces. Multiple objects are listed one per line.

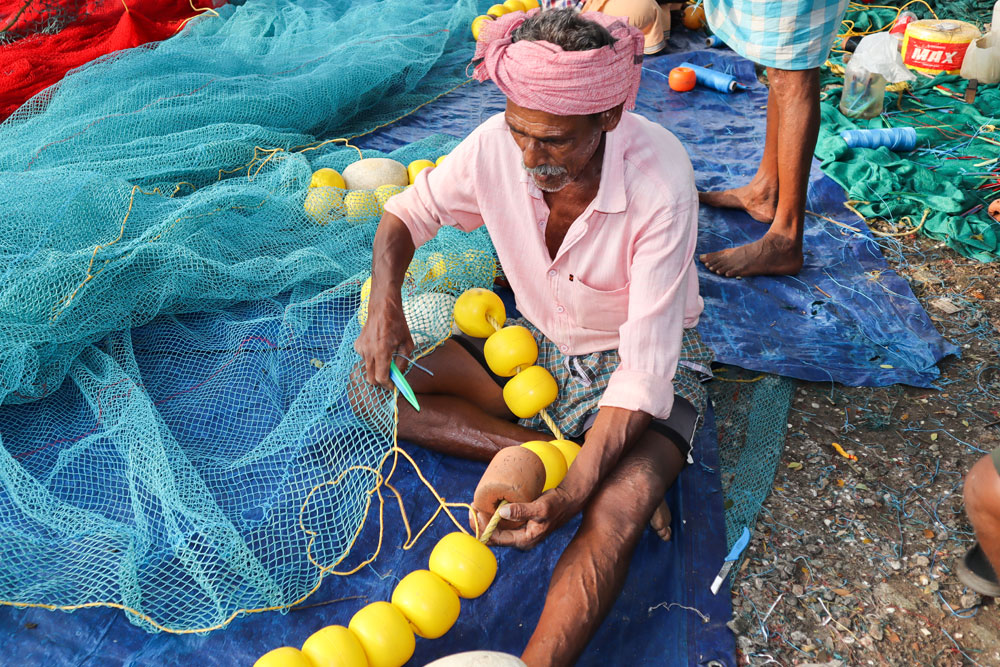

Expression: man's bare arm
xmin=559 ymin=405 xmax=652 ymax=511
xmin=354 ymin=213 xmax=417 ymax=387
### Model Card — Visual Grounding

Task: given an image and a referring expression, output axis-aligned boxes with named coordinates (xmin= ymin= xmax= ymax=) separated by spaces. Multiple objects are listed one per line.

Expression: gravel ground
xmin=730 ymin=233 xmax=1000 ymax=666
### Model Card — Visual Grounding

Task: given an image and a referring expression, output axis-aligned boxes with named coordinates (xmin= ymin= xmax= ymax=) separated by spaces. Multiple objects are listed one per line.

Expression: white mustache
xmin=522 ymin=161 xmax=568 ymax=178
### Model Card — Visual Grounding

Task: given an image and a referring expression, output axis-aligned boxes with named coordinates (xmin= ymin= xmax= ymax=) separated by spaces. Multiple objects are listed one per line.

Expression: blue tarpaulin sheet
xmin=0 ymin=299 xmax=734 ymax=666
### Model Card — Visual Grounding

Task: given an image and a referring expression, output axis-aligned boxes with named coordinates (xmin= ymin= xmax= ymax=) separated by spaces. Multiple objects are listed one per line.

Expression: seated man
xmin=355 ymin=9 xmax=711 ymax=664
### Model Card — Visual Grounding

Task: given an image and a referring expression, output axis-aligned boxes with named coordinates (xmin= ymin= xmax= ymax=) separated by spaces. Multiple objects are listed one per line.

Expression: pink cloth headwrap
xmin=472 ymin=9 xmax=644 ymax=116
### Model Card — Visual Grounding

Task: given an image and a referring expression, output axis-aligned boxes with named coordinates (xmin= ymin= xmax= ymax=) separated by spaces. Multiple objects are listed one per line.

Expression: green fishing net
xmin=817 ymin=0 xmax=999 ymax=261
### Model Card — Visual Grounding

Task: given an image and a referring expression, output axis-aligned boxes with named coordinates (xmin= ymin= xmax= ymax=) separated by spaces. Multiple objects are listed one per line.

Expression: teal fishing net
xmin=710 ymin=368 xmax=796 ymax=580
xmin=0 ymin=0 xmax=500 ymax=633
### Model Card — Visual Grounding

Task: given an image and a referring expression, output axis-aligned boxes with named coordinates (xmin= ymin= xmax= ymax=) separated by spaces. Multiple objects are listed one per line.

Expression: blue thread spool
xmin=705 ymin=35 xmax=724 ymax=48
xmin=840 ymin=127 xmax=917 ymax=151
xmin=678 ymin=61 xmax=744 ymax=93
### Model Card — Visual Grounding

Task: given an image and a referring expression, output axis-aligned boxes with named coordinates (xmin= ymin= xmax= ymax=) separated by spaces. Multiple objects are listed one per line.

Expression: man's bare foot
xmin=649 ymin=500 xmax=672 ymax=541
xmin=698 ymin=182 xmax=777 ymax=224
xmin=699 ymin=231 xmax=803 ymax=278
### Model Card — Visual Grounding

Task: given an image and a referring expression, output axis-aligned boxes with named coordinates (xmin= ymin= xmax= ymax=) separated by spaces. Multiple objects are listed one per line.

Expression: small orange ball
xmin=682 ymin=4 xmax=706 ymax=30
xmin=668 ymin=66 xmax=697 ymax=92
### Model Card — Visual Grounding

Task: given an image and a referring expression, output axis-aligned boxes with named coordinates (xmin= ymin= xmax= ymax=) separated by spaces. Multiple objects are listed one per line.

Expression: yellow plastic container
xmin=902 ymin=19 xmax=981 ymax=75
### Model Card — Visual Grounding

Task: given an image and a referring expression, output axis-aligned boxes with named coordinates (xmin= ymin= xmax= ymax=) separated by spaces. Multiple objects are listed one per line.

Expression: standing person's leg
xmin=700 ymin=66 xmax=820 ymax=278
xmin=698 ymin=84 xmax=779 ymax=223
xmin=519 ymin=429 xmax=686 ymax=666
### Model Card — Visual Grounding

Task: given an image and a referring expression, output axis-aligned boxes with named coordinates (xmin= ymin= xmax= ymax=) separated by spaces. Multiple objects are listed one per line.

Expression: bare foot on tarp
xmin=699 ymin=182 xmax=778 ymax=224
xmin=700 ymin=232 xmax=803 ymax=278
xmin=649 ymin=500 xmax=672 ymax=541
xmin=989 ymin=198 xmax=1000 ymax=223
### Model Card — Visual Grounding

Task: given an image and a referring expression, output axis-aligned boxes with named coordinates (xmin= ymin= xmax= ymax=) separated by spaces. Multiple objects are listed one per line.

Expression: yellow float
xmin=391 ymin=569 xmax=461 ymax=639
xmin=344 ymin=190 xmax=380 ymax=218
xmin=549 ymin=439 xmax=582 ymax=468
xmin=483 ymin=325 xmax=538 ymax=377
xmin=374 ymin=183 xmax=406 ymax=209
xmin=453 ymin=288 xmax=507 ymax=338
xmin=471 ymin=15 xmax=493 ymax=40
xmin=302 ymin=625 xmax=368 ymax=667
xmin=520 ymin=0 xmax=539 ymax=8
xmin=254 ymin=646 xmax=314 ymax=667
xmin=502 ymin=0 xmax=526 ymax=12
xmin=349 ymin=601 xmax=415 ymax=667
xmin=303 ymin=186 xmax=345 ymax=223
xmin=503 ymin=365 xmax=558 ymax=419
xmin=406 ymin=159 xmax=436 ymax=185
xmin=429 ymin=531 xmax=498 ymax=598
xmin=486 ymin=4 xmax=509 ymax=18
xmin=520 ymin=441 xmax=568 ymax=491
xmin=310 ymin=167 xmax=346 ymax=190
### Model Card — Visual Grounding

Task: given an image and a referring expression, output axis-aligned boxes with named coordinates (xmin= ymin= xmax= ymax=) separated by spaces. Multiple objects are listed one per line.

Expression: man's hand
xmin=354 ymin=292 xmax=414 ymax=388
xmin=487 ymin=487 xmax=579 ymax=550
xmin=356 ymin=213 xmax=419 ymax=387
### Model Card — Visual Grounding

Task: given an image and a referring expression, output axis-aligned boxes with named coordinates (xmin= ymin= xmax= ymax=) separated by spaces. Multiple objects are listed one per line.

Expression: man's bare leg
xmin=520 ymin=429 xmax=685 ymax=666
xmin=360 ymin=339 xmax=548 ymax=461
xmin=700 ymin=67 xmax=818 ymax=277
xmin=699 ymin=86 xmax=779 ymax=224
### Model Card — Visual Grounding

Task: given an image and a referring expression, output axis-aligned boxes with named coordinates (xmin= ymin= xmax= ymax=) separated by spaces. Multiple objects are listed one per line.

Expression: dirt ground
xmin=730 ymin=230 xmax=1000 ymax=666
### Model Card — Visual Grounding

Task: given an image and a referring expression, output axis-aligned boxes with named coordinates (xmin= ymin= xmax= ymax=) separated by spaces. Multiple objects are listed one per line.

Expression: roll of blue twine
xmin=840 ymin=127 xmax=917 ymax=151
xmin=678 ymin=61 xmax=743 ymax=93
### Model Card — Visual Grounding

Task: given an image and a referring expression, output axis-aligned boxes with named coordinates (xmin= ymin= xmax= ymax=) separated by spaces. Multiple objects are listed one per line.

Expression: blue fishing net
xmin=0 ymin=0 xmax=500 ymax=633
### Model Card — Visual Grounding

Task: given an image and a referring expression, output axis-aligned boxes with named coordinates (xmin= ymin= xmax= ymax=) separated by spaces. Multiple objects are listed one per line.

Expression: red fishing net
xmin=0 ymin=0 xmax=218 ymax=121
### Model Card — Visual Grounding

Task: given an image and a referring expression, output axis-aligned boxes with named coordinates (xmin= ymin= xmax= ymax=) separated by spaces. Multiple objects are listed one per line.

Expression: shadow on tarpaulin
xmin=361 ymin=45 xmax=957 ymax=389
xmin=0 ymin=300 xmax=733 ymax=667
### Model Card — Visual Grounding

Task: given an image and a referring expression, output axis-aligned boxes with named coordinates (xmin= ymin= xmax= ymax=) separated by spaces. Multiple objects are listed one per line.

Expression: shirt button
xmin=560 ymin=344 xmax=569 ymax=352
xmin=556 ymin=305 xmax=565 ymax=313
xmin=538 ymin=220 xmax=545 ymax=227
xmin=548 ymin=270 xmax=556 ymax=277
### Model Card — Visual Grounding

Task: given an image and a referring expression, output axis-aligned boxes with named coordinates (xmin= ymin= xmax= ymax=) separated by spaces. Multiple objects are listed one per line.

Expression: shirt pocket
xmin=566 ymin=279 xmax=629 ymax=332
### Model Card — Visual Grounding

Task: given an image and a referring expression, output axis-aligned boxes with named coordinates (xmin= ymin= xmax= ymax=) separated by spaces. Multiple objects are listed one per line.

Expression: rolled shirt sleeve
xmin=383 ymin=130 xmax=487 ymax=248
xmin=597 ymin=191 xmax=700 ymax=420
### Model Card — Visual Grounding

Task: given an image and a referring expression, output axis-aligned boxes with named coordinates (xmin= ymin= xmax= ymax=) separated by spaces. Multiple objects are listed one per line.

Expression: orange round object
xmin=668 ymin=67 xmax=697 ymax=92
xmin=682 ymin=4 xmax=706 ymax=30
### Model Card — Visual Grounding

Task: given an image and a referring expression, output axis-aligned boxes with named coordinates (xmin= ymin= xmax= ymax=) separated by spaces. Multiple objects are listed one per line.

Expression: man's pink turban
xmin=472 ymin=9 xmax=644 ymax=116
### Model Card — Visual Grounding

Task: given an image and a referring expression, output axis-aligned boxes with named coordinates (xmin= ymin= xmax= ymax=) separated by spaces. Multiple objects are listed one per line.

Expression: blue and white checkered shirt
xmin=705 ymin=0 xmax=849 ymax=69
xmin=542 ymin=0 xmax=586 ymax=10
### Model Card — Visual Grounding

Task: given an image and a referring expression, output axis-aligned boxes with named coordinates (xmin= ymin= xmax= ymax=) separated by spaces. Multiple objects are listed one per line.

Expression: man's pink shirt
xmin=385 ymin=111 xmax=702 ymax=420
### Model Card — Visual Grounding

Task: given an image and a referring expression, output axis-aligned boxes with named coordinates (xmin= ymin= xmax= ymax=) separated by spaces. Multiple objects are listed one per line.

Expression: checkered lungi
xmin=508 ymin=318 xmax=714 ymax=441
xmin=705 ymin=0 xmax=849 ymax=70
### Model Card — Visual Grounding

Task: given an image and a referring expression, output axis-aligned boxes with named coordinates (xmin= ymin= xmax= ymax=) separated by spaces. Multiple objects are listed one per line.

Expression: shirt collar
xmin=517 ymin=123 xmax=627 ymax=214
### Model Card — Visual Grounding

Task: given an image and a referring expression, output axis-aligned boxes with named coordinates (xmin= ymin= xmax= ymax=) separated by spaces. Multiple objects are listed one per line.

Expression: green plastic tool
xmin=390 ymin=359 xmax=420 ymax=411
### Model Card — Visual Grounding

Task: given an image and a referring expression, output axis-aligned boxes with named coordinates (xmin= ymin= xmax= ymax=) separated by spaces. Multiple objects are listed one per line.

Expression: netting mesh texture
xmin=0 ymin=0 xmax=492 ymax=632
xmin=710 ymin=366 xmax=796 ymax=580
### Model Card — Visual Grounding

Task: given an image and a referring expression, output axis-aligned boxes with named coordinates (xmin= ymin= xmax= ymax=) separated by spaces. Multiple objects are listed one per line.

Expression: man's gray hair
xmin=511 ymin=8 xmax=617 ymax=52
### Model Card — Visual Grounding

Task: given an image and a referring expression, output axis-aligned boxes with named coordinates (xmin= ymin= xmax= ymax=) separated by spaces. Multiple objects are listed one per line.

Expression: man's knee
xmin=964 ymin=453 xmax=1000 ymax=521
xmin=582 ymin=457 xmax=664 ymax=541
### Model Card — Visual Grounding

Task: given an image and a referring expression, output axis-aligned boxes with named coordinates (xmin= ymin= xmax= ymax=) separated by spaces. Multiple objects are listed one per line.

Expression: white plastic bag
xmin=960 ymin=33 xmax=1000 ymax=84
xmin=851 ymin=32 xmax=917 ymax=84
